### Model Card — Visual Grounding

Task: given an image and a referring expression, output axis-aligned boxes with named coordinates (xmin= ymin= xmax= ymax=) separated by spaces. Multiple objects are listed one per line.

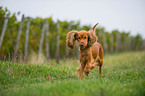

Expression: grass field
xmin=0 ymin=51 xmax=145 ymax=96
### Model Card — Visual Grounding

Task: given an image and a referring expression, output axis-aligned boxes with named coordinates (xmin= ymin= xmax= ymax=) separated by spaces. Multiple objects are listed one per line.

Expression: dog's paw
xmin=85 ymin=71 xmax=90 ymax=76
xmin=84 ymin=68 xmax=90 ymax=76
xmin=76 ymin=67 xmax=81 ymax=74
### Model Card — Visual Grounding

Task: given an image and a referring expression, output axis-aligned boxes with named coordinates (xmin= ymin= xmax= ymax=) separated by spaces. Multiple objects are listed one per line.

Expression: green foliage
xmin=0 ymin=7 xmax=144 ymax=58
xmin=82 ymin=25 xmax=91 ymax=31
xmin=135 ymin=34 xmax=143 ymax=50
xmin=105 ymin=32 xmax=111 ymax=51
xmin=0 ymin=51 xmax=145 ymax=96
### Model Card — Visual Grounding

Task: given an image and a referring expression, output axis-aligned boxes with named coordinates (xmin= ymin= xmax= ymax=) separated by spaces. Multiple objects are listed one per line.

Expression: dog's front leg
xmin=78 ymin=66 xmax=85 ymax=79
xmin=77 ymin=61 xmax=85 ymax=79
xmin=84 ymin=61 xmax=92 ymax=76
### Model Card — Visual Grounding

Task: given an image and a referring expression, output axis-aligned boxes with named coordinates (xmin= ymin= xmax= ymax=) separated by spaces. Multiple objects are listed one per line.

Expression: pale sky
xmin=1 ymin=0 xmax=145 ymax=38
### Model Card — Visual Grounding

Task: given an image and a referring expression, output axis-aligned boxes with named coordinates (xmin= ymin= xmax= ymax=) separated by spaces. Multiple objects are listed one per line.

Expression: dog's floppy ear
xmin=87 ymin=23 xmax=98 ymax=47
xmin=87 ymin=31 xmax=98 ymax=47
xmin=66 ymin=31 xmax=78 ymax=49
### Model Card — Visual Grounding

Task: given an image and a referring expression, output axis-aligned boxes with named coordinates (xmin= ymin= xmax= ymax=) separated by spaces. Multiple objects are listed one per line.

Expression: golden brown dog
xmin=66 ymin=23 xmax=103 ymax=79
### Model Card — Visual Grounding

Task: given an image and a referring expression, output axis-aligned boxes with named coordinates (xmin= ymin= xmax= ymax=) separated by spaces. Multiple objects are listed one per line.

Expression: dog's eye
xmin=78 ymin=37 xmax=80 ymax=39
xmin=84 ymin=37 xmax=86 ymax=39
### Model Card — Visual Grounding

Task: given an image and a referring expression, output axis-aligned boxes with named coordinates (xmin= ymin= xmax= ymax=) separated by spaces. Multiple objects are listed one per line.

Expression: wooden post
xmin=14 ymin=15 xmax=24 ymax=59
xmin=123 ymin=35 xmax=128 ymax=51
xmin=126 ymin=36 xmax=130 ymax=51
xmin=142 ymin=39 xmax=145 ymax=51
xmin=0 ymin=14 xmax=8 ymax=50
xmin=110 ymin=33 xmax=114 ymax=52
xmin=115 ymin=33 xmax=120 ymax=52
xmin=129 ymin=37 xmax=132 ymax=51
xmin=38 ymin=21 xmax=46 ymax=59
xmin=56 ymin=21 xmax=60 ymax=63
xmin=24 ymin=17 xmax=30 ymax=61
xmin=65 ymin=24 xmax=70 ymax=58
xmin=126 ymin=35 xmax=130 ymax=51
xmin=45 ymin=20 xmax=50 ymax=61
xmin=103 ymin=32 xmax=107 ymax=53
xmin=134 ymin=37 xmax=137 ymax=51
xmin=97 ymin=29 xmax=101 ymax=43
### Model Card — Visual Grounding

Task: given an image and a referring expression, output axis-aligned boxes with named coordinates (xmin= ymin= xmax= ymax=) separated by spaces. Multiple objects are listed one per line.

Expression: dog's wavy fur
xmin=66 ymin=23 xmax=103 ymax=79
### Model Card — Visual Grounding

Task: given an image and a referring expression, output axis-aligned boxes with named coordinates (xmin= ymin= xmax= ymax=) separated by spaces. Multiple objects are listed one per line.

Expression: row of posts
xmin=0 ymin=14 xmax=61 ymax=63
xmin=0 ymin=15 xmax=145 ymax=63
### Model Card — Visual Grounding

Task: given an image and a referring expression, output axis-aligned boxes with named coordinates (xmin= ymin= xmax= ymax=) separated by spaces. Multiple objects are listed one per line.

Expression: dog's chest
xmin=81 ymin=55 xmax=88 ymax=61
xmin=80 ymin=51 xmax=91 ymax=63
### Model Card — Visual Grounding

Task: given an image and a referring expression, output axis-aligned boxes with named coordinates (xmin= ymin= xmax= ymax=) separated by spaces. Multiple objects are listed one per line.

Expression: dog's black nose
xmin=80 ymin=44 xmax=84 ymax=47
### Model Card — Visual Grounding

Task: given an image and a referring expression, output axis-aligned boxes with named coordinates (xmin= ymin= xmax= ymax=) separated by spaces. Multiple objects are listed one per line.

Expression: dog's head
xmin=66 ymin=23 xmax=98 ymax=49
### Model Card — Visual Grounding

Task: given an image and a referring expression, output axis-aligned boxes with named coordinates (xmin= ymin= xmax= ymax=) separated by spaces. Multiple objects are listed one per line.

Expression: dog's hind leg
xmin=90 ymin=62 xmax=99 ymax=69
xmin=99 ymin=60 xmax=103 ymax=76
xmin=90 ymin=56 xmax=100 ymax=69
xmin=99 ymin=52 xmax=103 ymax=76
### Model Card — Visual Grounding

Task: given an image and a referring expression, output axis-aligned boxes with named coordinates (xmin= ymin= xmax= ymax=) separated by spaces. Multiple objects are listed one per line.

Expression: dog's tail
xmin=92 ymin=23 xmax=99 ymax=32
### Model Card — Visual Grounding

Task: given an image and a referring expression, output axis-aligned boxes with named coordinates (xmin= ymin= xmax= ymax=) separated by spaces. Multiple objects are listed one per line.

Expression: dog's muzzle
xmin=80 ymin=44 xmax=84 ymax=47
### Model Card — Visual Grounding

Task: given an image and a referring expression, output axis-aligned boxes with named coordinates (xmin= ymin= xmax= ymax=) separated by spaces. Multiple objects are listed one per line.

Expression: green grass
xmin=0 ymin=51 xmax=145 ymax=96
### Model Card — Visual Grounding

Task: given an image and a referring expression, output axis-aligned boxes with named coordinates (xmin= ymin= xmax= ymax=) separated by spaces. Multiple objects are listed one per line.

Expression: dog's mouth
xmin=80 ymin=44 xmax=84 ymax=47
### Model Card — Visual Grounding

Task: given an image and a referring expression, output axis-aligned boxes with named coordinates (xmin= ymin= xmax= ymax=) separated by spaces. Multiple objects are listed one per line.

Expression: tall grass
xmin=0 ymin=51 xmax=145 ymax=96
